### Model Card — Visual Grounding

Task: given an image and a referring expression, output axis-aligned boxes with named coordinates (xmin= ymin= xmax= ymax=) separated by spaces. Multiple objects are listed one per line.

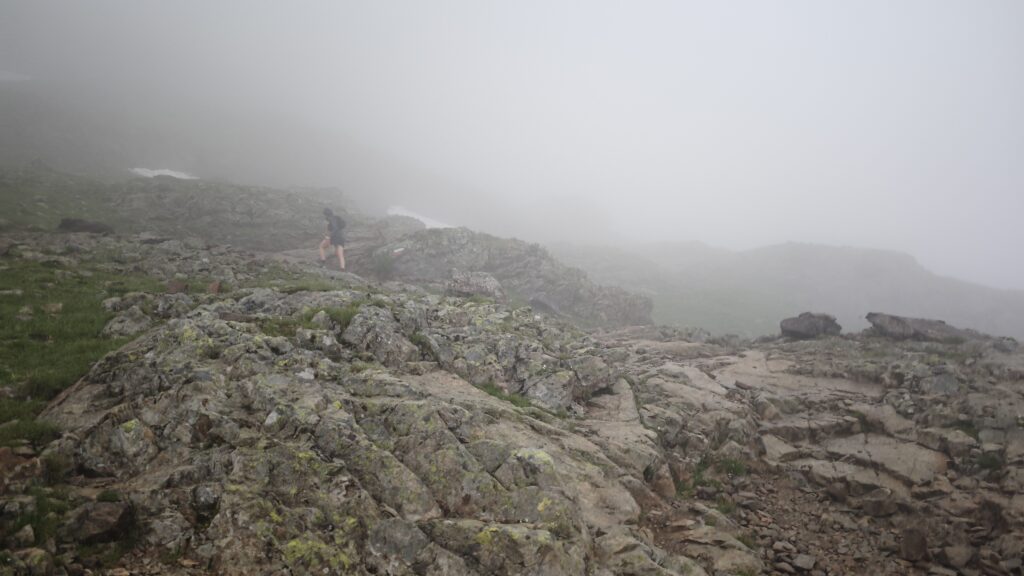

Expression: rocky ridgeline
xmin=0 ymin=233 xmax=1021 ymax=573
xmin=356 ymin=227 xmax=653 ymax=328
xmin=0 ymin=231 xmax=692 ymax=575
xmin=0 ymin=165 xmax=653 ymax=329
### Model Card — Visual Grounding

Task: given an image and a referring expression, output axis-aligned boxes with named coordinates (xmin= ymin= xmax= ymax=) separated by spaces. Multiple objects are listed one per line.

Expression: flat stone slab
xmin=848 ymin=403 xmax=915 ymax=438
xmin=761 ymin=412 xmax=859 ymax=443
xmin=789 ymin=458 xmax=911 ymax=500
xmin=823 ymin=433 xmax=948 ymax=485
xmin=759 ymin=434 xmax=801 ymax=464
xmin=714 ymin=351 xmax=884 ymax=404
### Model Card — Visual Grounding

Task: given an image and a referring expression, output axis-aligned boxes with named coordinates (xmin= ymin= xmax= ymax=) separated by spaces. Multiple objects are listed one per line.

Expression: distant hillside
xmin=0 ymin=163 xmax=651 ymax=328
xmin=552 ymin=241 xmax=1024 ymax=339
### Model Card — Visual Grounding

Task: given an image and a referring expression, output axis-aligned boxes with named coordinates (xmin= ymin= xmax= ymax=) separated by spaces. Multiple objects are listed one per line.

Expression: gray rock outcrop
xmin=866 ymin=312 xmax=981 ymax=343
xmin=359 ymin=228 xmax=653 ymax=328
xmin=780 ymin=312 xmax=842 ymax=339
xmin=446 ymin=269 xmax=506 ymax=301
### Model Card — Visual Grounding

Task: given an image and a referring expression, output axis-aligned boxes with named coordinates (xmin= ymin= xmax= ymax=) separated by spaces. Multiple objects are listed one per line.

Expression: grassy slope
xmin=0 ymin=257 xmax=163 ymax=447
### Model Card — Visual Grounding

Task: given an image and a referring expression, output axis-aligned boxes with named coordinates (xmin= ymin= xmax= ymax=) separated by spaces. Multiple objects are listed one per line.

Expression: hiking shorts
xmin=329 ymin=232 xmax=346 ymax=247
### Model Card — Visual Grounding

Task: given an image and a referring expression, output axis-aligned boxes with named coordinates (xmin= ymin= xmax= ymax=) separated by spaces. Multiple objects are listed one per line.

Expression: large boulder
xmin=62 ymin=502 xmax=132 ymax=544
xmin=101 ymin=306 xmax=153 ymax=337
xmin=446 ymin=269 xmax=506 ymax=301
xmin=342 ymin=304 xmax=420 ymax=367
xmin=865 ymin=312 xmax=979 ymax=343
xmin=780 ymin=312 xmax=841 ymax=339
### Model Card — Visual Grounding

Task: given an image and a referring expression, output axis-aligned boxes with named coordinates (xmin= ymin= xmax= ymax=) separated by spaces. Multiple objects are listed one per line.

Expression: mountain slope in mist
xmin=553 ymin=242 xmax=1024 ymax=339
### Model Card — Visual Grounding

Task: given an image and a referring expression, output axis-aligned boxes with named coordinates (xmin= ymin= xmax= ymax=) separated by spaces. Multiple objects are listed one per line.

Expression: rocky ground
xmin=0 ymin=227 xmax=1022 ymax=574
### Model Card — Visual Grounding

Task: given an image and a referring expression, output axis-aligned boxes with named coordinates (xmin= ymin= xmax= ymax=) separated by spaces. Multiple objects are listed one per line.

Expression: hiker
xmin=319 ymin=207 xmax=346 ymax=270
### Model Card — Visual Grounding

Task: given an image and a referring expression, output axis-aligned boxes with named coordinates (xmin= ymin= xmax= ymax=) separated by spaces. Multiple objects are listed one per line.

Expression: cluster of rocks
xmin=0 ymin=231 xmax=688 ymax=575
xmin=1 ymin=213 xmax=1022 ymax=574
xmin=3 ymin=164 xmax=653 ymax=330
xmin=356 ymin=227 xmax=654 ymax=328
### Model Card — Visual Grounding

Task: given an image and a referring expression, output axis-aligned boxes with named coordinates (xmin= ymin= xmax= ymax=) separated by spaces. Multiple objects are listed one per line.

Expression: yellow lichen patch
xmin=283 ymin=538 xmax=326 ymax=565
xmin=537 ymin=497 xmax=553 ymax=513
xmin=514 ymin=448 xmax=554 ymax=466
xmin=120 ymin=419 xmax=139 ymax=433
xmin=475 ymin=525 xmax=500 ymax=547
xmin=282 ymin=537 xmax=352 ymax=572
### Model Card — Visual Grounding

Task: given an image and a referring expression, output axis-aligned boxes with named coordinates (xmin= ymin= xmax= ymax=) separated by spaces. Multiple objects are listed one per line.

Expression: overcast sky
xmin=2 ymin=1 xmax=1022 ymax=288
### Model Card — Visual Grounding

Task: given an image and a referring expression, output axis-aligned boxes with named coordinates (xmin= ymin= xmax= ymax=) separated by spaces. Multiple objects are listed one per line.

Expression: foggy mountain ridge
xmin=552 ymin=240 xmax=1024 ymax=339
xmin=4 ymin=0 xmax=1023 ymax=292
xmin=3 ymin=4 xmax=1024 ymax=573
xmin=0 ymin=161 xmax=653 ymax=328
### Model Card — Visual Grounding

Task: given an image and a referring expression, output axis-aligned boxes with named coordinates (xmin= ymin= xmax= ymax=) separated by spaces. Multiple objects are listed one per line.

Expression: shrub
xmin=97 ymin=489 xmax=122 ymax=503
xmin=477 ymin=382 xmax=532 ymax=408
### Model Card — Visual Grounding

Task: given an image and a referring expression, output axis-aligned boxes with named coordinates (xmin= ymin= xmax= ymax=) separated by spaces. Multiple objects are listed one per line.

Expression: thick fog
xmin=2 ymin=1 xmax=1022 ymax=289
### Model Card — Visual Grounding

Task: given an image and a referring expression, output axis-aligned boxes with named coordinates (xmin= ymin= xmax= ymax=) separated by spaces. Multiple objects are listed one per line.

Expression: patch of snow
xmin=387 ymin=205 xmax=451 ymax=229
xmin=130 ymin=168 xmax=198 ymax=179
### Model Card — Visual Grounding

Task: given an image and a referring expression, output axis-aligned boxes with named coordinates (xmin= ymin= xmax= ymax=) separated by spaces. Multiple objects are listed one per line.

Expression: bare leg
xmin=318 ymin=237 xmax=330 ymax=262
xmin=336 ymin=246 xmax=346 ymax=270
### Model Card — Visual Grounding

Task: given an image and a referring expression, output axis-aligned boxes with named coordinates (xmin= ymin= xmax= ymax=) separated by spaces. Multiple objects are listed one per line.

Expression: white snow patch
xmin=387 ymin=206 xmax=452 ymax=229
xmin=130 ymin=168 xmax=198 ymax=179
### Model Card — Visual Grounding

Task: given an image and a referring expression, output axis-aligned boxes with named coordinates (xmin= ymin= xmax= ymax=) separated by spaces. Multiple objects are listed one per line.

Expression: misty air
xmin=1 ymin=2 xmax=1022 ymax=575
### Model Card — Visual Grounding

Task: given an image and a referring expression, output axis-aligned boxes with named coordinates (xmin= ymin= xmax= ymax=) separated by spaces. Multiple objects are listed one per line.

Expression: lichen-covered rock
xmin=866 ymin=312 xmax=980 ymax=343
xmin=341 ymin=304 xmax=420 ymax=367
xmin=447 ymin=269 xmax=507 ymax=301
xmin=101 ymin=305 xmax=153 ymax=337
xmin=38 ymin=290 xmax=695 ymax=575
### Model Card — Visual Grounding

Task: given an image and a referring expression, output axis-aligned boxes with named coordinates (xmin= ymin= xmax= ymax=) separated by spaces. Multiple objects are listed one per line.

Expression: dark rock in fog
xmin=63 ymin=502 xmax=132 ymax=544
xmin=866 ymin=312 xmax=980 ymax=343
xmin=780 ymin=312 xmax=842 ymax=339
xmin=57 ymin=218 xmax=113 ymax=234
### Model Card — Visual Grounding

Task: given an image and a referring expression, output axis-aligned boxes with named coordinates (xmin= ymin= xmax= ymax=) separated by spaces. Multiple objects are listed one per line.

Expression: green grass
xmin=736 ymin=532 xmax=757 ymax=550
xmin=0 ymin=419 xmax=61 ymax=448
xmin=0 ymin=257 xmax=162 ymax=447
xmin=96 ymin=489 xmax=122 ymax=503
xmin=946 ymin=420 xmax=980 ymax=441
xmin=9 ymin=486 xmax=73 ymax=545
xmin=258 ymin=304 xmax=362 ymax=337
xmin=245 ymin=263 xmax=343 ymax=294
xmin=324 ymin=305 xmax=361 ymax=332
xmin=978 ymin=453 xmax=1003 ymax=471
xmin=409 ymin=332 xmax=436 ymax=361
xmin=715 ymin=458 xmax=748 ymax=477
xmin=42 ymin=453 xmax=73 ymax=485
xmin=466 ymin=295 xmax=494 ymax=305
xmin=714 ymin=497 xmax=737 ymax=515
xmin=675 ymin=454 xmax=728 ymax=499
xmin=477 ymin=382 xmax=532 ymax=408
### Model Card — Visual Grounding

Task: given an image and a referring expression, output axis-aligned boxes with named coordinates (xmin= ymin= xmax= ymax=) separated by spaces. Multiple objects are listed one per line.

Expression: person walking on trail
xmin=319 ymin=207 xmax=346 ymax=270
